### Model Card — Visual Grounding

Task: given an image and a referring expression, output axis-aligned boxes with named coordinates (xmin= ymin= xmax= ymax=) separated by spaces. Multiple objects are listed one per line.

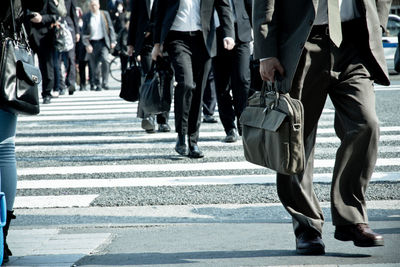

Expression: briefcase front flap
xmin=240 ymin=106 xmax=287 ymax=132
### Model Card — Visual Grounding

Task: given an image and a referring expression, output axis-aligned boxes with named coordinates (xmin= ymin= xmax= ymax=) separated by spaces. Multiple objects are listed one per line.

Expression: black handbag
xmin=119 ymin=57 xmax=142 ymax=102
xmin=140 ymin=58 xmax=173 ymax=114
xmin=0 ymin=0 xmax=41 ymax=115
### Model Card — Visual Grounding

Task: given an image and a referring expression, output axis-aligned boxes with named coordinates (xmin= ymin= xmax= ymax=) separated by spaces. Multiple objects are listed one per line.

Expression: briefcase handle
xmin=260 ymin=81 xmax=279 ymax=109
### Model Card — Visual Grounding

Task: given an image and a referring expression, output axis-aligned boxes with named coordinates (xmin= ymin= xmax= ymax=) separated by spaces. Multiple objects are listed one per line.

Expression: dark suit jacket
xmin=82 ymin=10 xmax=116 ymax=50
xmin=127 ymin=0 xmax=157 ymax=55
xmin=63 ymin=0 xmax=79 ymax=39
xmin=252 ymin=0 xmax=391 ymax=91
xmin=231 ymin=0 xmax=252 ymax=43
xmin=153 ymin=0 xmax=235 ymax=58
xmin=28 ymin=0 xmax=59 ymax=53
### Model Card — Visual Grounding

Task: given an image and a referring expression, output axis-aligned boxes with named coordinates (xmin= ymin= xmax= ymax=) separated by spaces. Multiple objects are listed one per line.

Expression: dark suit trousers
xmin=213 ymin=27 xmax=250 ymax=134
xmin=166 ymin=31 xmax=211 ymax=144
xmin=37 ymin=36 xmax=55 ymax=98
xmin=202 ymin=69 xmax=217 ymax=116
xmin=277 ymin=20 xmax=379 ymax=237
xmin=88 ymin=39 xmax=110 ymax=87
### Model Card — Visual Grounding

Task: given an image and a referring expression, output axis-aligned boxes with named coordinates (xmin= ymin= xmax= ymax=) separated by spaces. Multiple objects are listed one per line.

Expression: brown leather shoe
xmin=334 ymin=223 xmax=384 ymax=247
xmin=296 ymin=232 xmax=325 ymax=255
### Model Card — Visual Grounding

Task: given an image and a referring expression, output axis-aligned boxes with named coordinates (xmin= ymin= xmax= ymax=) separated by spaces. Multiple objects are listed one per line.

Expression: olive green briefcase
xmin=239 ymin=81 xmax=305 ymax=175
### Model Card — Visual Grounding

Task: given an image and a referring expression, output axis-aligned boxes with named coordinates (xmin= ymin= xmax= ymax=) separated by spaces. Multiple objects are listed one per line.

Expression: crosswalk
xmin=13 ymin=85 xmax=400 ymax=209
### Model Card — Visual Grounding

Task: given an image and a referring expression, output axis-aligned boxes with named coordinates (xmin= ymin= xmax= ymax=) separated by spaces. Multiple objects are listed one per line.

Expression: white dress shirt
xmin=90 ymin=11 xmax=104 ymax=40
xmin=171 ymin=0 xmax=202 ymax=32
xmin=314 ymin=0 xmax=361 ymax=25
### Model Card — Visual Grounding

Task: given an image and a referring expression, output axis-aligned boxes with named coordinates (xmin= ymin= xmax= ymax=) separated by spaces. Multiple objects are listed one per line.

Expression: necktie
xmin=328 ymin=0 xmax=342 ymax=47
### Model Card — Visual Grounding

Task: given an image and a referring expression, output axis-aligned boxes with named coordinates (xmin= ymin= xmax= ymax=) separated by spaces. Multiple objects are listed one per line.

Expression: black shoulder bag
xmin=0 ymin=0 xmax=42 ymax=115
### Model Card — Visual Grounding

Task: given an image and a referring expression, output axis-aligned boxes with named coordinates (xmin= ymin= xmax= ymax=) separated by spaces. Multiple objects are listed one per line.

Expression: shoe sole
xmin=188 ymin=152 xmax=204 ymax=158
xmin=175 ymin=147 xmax=188 ymax=156
xmin=296 ymin=246 xmax=325 ymax=255
xmin=334 ymin=232 xmax=384 ymax=247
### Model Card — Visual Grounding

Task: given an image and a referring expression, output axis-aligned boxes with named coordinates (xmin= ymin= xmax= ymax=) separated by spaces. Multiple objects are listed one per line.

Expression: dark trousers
xmin=166 ymin=31 xmax=211 ymax=144
xmin=37 ymin=38 xmax=55 ymax=98
xmin=88 ymin=39 xmax=110 ymax=87
xmin=62 ymin=48 xmax=77 ymax=87
xmin=202 ymin=69 xmax=217 ymax=116
xmin=212 ymin=27 xmax=250 ymax=134
xmin=277 ymin=20 xmax=379 ymax=237
xmin=78 ymin=60 xmax=89 ymax=86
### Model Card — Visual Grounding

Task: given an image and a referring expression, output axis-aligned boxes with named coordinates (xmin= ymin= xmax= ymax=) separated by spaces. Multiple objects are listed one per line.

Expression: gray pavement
xmin=6 ymin=201 xmax=400 ymax=266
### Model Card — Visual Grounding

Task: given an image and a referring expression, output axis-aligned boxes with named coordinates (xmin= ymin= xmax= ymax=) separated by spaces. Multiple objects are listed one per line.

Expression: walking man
xmin=82 ymin=0 xmax=116 ymax=91
xmin=152 ymin=0 xmax=235 ymax=158
xmin=252 ymin=0 xmax=391 ymax=255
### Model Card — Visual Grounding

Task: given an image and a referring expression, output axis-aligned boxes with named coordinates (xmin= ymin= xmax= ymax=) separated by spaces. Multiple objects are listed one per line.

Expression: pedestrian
xmin=75 ymin=7 xmax=90 ymax=91
xmin=60 ymin=0 xmax=80 ymax=95
xmin=115 ymin=12 xmax=130 ymax=74
xmin=152 ymin=0 xmax=235 ymax=158
xmin=1 ymin=0 xmax=44 ymax=263
xmin=252 ymin=0 xmax=391 ymax=255
xmin=127 ymin=0 xmax=171 ymax=133
xmin=28 ymin=0 xmax=60 ymax=104
xmin=212 ymin=0 xmax=252 ymax=142
xmin=82 ymin=0 xmax=116 ymax=91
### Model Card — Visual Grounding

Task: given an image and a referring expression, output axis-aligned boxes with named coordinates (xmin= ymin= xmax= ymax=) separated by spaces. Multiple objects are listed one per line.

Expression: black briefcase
xmin=119 ymin=57 xmax=142 ymax=102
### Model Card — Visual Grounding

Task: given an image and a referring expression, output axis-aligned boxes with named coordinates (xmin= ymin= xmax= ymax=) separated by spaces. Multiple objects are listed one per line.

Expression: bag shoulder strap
xmin=101 ymin=11 xmax=110 ymax=36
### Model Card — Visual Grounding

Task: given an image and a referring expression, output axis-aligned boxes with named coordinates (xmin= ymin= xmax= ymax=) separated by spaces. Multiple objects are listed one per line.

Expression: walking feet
xmin=334 ymin=223 xmax=384 ymax=247
xmin=295 ymin=224 xmax=383 ymax=255
xmin=174 ymin=134 xmax=204 ymax=158
xmin=296 ymin=232 xmax=325 ymax=255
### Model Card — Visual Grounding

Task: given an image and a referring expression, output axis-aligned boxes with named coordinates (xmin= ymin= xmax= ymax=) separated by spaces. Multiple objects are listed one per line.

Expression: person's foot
xmin=141 ymin=117 xmax=155 ymax=132
xmin=188 ymin=144 xmax=204 ymax=158
xmin=296 ymin=232 xmax=325 ymax=255
xmin=59 ymin=88 xmax=66 ymax=95
xmin=158 ymin=123 xmax=171 ymax=132
xmin=68 ymin=85 xmax=75 ymax=95
xmin=80 ymin=84 xmax=87 ymax=91
xmin=203 ymin=114 xmax=218 ymax=123
xmin=175 ymin=134 xmax=187 ymax=156
xmin=102 ymin=84 xmax=110 ymax=90
xmin=334 ymin=223 xmax=384 ymax=247
xmin=95 ymin=86 xmax=102 ymax=91
xmin=90 ymin=85 xmax=96 ymax=91
xmin=43 ymin=96 xmax=51 ymax=104
xmin=223 ymin=128 xmax=238 ymax=143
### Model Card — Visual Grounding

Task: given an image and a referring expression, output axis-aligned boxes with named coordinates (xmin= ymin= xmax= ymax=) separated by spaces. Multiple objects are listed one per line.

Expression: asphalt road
xmin=6 ymin=74 xmax=400 ymax=266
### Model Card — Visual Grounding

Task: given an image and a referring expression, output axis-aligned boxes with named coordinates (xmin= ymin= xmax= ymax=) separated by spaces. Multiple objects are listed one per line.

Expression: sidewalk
xmin=6 ymin=229 xmax=111 ymax=266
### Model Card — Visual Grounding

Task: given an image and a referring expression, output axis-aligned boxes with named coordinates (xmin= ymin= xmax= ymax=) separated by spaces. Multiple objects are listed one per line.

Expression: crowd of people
xmin=0 ymin=0 xmax=392 ymax=264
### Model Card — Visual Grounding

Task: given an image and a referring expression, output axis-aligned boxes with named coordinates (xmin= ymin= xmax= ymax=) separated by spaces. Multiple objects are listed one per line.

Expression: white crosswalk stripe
xmin=15 ymin=88 xmax=400 ymax=208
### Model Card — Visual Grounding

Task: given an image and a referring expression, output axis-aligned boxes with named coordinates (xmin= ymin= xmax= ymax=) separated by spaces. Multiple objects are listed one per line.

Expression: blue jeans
xmin=0 ymin=109 xmax=17 ymax=210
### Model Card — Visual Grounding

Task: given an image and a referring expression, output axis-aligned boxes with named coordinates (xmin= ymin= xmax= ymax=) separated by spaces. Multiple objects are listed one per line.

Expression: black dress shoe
xmin=296 ymin=232 xmax=325 ymax=255
xmin=175 ymin=134 xmax=187 ymax=156
xmin=68 ymin=85 xmax=75 ymax=95
xmin=95 ymin=86 xmax=102 ymax=91
xmin=223 ymin=128 xmax=238 ymax=143
xmin=102 ymin=84 xmax=110 ymax=90
xmin=188 ymin=144 xmax=204 ymax=158
xmin=90 ymin=85 xmax=96 ymax=91
xmin=203 ymin=115 xmax=218 ymax=123
xmin=158 ymin=123 xmax=171 ymax=132
xmin=335 ymin=223 xmax=384 ymax=247
xmin=43 ymin=96 xmax=51 ymax=104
